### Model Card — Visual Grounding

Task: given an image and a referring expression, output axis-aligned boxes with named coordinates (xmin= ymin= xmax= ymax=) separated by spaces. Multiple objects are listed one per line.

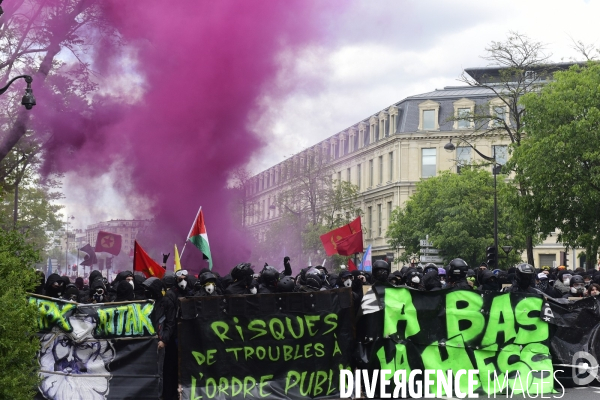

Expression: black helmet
xmin=373 ymin=259 xmax=391 ymax=273
xmin=423 ymin=263 xmax=438 ymax=275
xmin=277 ymin=276 xmax=296 ymax=292
xmin=162 ymin=272 xmax=176 ymax=288
xmin=515 ymin=263 xmax=535 ymax=288
xmin=261 ymin=265 xmax=280 ymax=286
xmin=199 ymin=272 xmax=217 ymax=286
xmin=232 ymin=263 xmax=253 ymax=281
xmin=448 ymin=258 xmax=468 ymax=279
xmin=570 ymin=275 xmax=585 ymax=287
xmin=305 ymin=272 xmax=322 ymax=290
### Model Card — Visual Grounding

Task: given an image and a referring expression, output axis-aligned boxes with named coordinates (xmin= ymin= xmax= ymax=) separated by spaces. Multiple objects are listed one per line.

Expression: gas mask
xmin=411 ymin=276 xmax=420 ymax=284
xmin=178 ymin=279 xmax=188 ymax=290
xmin=249 ymin=287 xmax=258 ymax=295
xmin=128 ymin=280 xmax=135 ymax=290
xmin=562 ymin=274 xmax=571 ymax=286
xmin=571 ymin=284 xmax=584 ymax=294
xmin=205 ymin=283 xmax=215 ymax=294
xmin=93 ymin=288 xmax=104 ymax=303
xmin=343 ymin=278 xmax=353 ymax=288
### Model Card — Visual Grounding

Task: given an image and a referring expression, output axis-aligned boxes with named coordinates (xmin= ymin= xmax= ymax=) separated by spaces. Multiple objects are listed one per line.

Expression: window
xmin=493 ymin=145 xmax=508 ymax=165
xmin=390 ymin=114 xmax=396 ymax=135
xmin=422 ymin=148 xmax=436 ymax=177
xmin=422 ymin=110 xmax=435 ymax=130
xmin=369 ymin=159 xmax=374 ymax=187
xmin=337 ymin=171 xmax=341 ymax=182
xmin=367 ymin=207 xmax=372 ymax=238
xmin=456 ymin=146 xmax=471 ymax=174
xmin=357 ymin=164 xmax=362 ymax=189
xmin=346 ymin=168 xmax=351 ymax=182
xmin=377 ymin=204 xmax=382 ymax=236
xmin=362 ymin=127 xmax=369 ymax=147
xmin=457 ymin=108 xmax=470 ymax=129
xmin=344 ymin=137 xmax=349 ymax=155
xmin=339 ymin=138 xmax=345 ymax=157
xmin=387 ymin=201 xmax=393 ymax=230
xmin=388 ymin=152 xmax=394 ymax=181
xmin=372 ymin=123 xmax=378 ymax=142
xmin=378 ymin=156 xmax=383 ymax=185
xmin=489 ymin=98 xmax=509 ymax=128
xmin=331 ymin=143 xmax=337 ymax=160
xmin=492 ymin=106 xmax=507 ymax=127
xmin=353 ymin=133 xmax=358 ymax=152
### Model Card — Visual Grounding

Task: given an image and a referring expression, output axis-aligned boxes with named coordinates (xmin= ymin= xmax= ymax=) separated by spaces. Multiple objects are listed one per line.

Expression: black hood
xmin=89 ymin=270 xmax=103 ymax=283
xmin=422 ymin=270 xmax=442 ymax=291
xmin=142 ymin=277 xmax=164 ymax=299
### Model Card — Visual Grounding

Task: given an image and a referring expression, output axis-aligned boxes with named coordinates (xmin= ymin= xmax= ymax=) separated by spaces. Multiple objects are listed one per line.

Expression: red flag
xmin=335 ymin=231 xmax=364 ymax=256
xmin=133 ymin=240 xmax=165 ymax=279
xmin=348 ymin=259 xmax=358 ymax=272
xmin=94 ymin=231 xmax=122 ymax=256
xmin=319 ymin=216 xmax=362 ymax=256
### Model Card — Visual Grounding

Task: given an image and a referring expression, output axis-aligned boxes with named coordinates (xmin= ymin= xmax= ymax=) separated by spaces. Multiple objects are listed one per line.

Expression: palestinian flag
xmin=187 ymin=207 xmax=212 ymax=270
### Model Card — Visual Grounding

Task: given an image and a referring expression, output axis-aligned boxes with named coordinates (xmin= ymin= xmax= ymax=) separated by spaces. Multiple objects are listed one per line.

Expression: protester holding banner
xmin=225 ymin=263 xmax=254 ymax=294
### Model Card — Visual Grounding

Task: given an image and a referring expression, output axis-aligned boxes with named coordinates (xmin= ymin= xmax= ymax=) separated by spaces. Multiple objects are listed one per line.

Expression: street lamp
xmin=444 ymin=137 xmax=501 ymax=270
xmin=0 ymin=75 xmax=36 ymax=109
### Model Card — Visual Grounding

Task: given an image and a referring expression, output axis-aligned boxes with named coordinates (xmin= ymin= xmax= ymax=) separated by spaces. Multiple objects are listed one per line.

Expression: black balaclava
xmin=44 ymin=273 xmax=64 ymax=298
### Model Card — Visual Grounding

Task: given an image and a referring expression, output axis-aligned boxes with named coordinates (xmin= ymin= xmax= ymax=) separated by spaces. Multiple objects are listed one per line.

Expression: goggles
xmin=95 ymin=288 xmax=104 ymax=295
xmin=175 ymin=269 xmax=188 ymax=277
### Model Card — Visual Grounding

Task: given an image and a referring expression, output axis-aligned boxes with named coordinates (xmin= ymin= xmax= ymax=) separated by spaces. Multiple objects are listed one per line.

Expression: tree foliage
xmin=513 ymin=62 xmax=600 ymax=268
xmin=387 ymin=169 xmax=526 ymax=268
xmin=0 ymin=229 xmax=41 ymax=400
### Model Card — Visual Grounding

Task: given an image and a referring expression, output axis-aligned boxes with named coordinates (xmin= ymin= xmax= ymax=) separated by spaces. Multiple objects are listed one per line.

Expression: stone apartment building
xmin=246 ymin=64 xmax=586 ymax=270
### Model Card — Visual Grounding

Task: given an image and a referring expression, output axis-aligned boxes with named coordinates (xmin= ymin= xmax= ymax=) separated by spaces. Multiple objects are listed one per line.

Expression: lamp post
xmin=0 ymin=75 xmax=37 ymax=109
xmin=444 ymin=137 xmax=500 ymax=270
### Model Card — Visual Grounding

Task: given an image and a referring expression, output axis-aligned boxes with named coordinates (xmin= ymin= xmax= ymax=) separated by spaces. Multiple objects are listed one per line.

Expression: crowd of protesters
xmin=32 ymin=255 xmax=598 ymax=399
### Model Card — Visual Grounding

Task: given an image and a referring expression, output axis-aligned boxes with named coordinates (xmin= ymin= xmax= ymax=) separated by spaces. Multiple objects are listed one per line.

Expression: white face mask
xmin=411 ymin=276 xmax=420 ymax=284
xmin=129 ymin=280 xmax=135 ymax=289
xmin=178 ymin=279 xmax=187 ymax=290
xmin=205 ymin=283 xmax=215 ymax=294
xmin=250 ymin=287 xmax=258 ymax=295
xmin=563 ymin=279 xmax=570 ymax=286
xmin=343 ymin=279 xmax=352 ymax=288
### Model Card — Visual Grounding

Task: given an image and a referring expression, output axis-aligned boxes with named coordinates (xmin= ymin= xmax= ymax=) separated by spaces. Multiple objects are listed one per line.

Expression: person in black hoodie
xmin=115 ymin=281 xmax=135 ymax=302
xmin=225 ymin=263 xmax=254 ymax=294
xmin=422 ymin=264 xmax=442 ymax=291
xmin=477 ymin=270 xmax=501 ymax=292
xmin=142 ymin=277 xmax=176 ymax=400
xmin=44 ymin=273 xmax=65 ymax=298
xmin=87 ymin=278 xmax=108 ymax=303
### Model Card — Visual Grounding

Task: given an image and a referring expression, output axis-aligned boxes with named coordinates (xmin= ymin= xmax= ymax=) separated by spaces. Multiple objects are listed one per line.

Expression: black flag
xmin=79 ymin=243 xmax=98 ymax=266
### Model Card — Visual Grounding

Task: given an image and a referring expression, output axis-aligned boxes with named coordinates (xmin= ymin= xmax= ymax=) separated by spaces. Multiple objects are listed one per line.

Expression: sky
xmin=61 ymin=0 xmax=600 ymax=230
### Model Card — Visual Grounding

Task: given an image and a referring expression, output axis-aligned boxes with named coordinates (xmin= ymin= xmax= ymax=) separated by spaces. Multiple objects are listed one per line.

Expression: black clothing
xmin=225 ymin=280 xmax=250 ymax=295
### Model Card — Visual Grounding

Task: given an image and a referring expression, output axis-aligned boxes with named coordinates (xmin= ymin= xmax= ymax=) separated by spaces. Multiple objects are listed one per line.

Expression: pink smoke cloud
xmin=31 ymin=0 xmax=342 ymax=273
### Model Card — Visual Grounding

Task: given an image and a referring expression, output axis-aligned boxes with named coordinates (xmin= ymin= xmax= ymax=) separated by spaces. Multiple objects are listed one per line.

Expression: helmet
xmin=261 ymin=265 xmax=280 ymax=286
xmin=423 ymin=263 xmax=438 ymax=275
xmin=162 ymin=272 xmax=176 ymax=289
xmin=305 ymin=272 xmax=322 ymax=290
xmin=199 ymin=272 xmax=217 ymax=286
xmin=232 ymin=263 xmax=253 ymax=281
xmin=437 ymin=267 xmax=446 ymax=276
xmin=277 ymin=276 xmax=296 ymax=292
xmin=515 ymin=263 xmax=535 ymax=288
xmin=447 ymin=258 xmax=469 ymax=279
xmin=373 ymin=260 xmax=390 ymax=282
xmin=373 ymin=259 xmax=391 ymax=273
xmin=570 ymin=275 xmax=585 ymax=287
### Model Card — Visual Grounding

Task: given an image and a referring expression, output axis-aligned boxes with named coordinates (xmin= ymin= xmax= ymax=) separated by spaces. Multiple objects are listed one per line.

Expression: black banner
xmin=178 ymin=289 xmax=355 ymax=400
xmin=360 ymin=287 xmax=554 ymax=396
xmin=29 ymin=295 xmax=160 ymax=400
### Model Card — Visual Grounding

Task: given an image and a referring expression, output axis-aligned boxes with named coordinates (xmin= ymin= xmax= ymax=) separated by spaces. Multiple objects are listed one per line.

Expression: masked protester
xmin=534 ymin=273 xmax=561 ymax=298
xmin=437 ymin=268 xmax=447 ymax=289
xmin=226 ymin=263 xmax=254 ymax=294
xmin=509 ymin=263 xmax=537 ymax=294
xmin=115 ymin=280 xmax=135 ymax=302
xmin=447 ymin=259 xmax=471 ymax=290
xmin=88 ymin=278 xmax=108 ymax=303
xmin=259 ymin=265 xmax=280 ymax=293
xmin=162 ymin=272 xmax=176 ymax=291
xmin=195 ymin=272 xmax=220 ymax=297
xmin=44 ymin=273 xmax=65 ymax=298
xmin=563 ymin=275 xmax=586 ymax=299
xmin=477 ymin=270 xmax=501 ymax=292
xmin=372 ymin=260 xmax=390 ymax=283
xmin=276 ymin=276 xmax=296 ymax=293
xmin=170 ymin=269 xmax=192 ymax=298
xmin=422 ymin=263 xmax=442 ymax=291
xmin=62 ymin=284 xmax=80 ymax=302
xmin=404 ymin=267 xmax=423 ymax=290
xmin=248 ymin=278 xmax=259 ymax=295
xmin=553 ymin=271 xmax=571 ymax=294
xmin=388 ymin=272 xmax=401 ymax=287
xmin=142 ymin=277 xmax=176 ymax=400
xmin=295 ymin=268 xmax=323 ymax=292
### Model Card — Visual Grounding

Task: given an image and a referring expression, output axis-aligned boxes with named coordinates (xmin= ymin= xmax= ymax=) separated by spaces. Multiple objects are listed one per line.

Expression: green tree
xmin=387 ymin=169 xmax=526 ymax=268
xmin=513 ymin=62 xmax=600 ymax=268
xmin=0 ymin=229 xmax=41 ymax=400
xmin=454 ymin=32 xmax=553 ymax=266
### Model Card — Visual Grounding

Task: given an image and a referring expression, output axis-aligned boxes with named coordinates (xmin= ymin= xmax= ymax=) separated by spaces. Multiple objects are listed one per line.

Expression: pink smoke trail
xmin=32 ymin=0 xmax=340 ymax=273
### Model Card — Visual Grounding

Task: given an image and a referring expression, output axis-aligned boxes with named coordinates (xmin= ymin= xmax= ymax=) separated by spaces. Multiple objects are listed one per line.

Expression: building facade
xmin=246 ymin=66 xmax=585 ymax=270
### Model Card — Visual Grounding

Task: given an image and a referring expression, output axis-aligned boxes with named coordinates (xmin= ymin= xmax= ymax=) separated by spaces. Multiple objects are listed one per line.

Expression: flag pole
xmin=181 ymin=205 xmax=202 ymax=257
